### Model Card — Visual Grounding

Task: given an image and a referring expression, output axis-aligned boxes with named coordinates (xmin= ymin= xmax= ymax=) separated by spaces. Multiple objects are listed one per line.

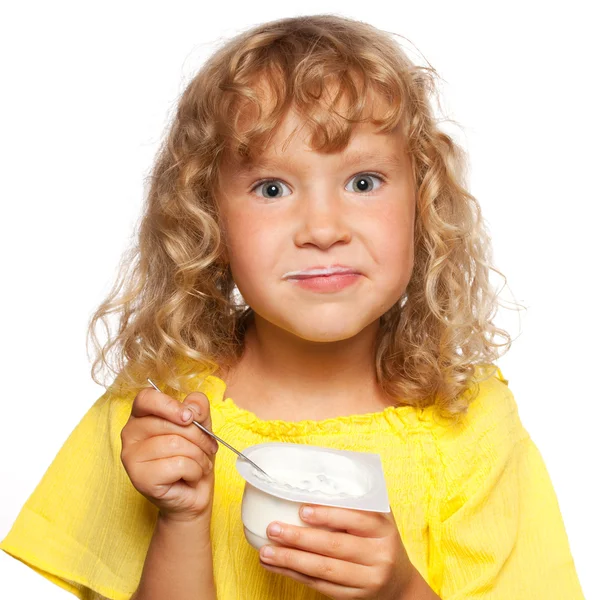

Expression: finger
xmin=259 ymin=561 xmax=362 ymax=598
xmin=123 ymin=414 xmax=218 ymax=456
xmin=136 ymin=455 xmax=208 ymax=495
xmin=266 ymin=522 xmax=374 ymax=566
xmin=182 ymin=392 xmax=212 ymax=427
xmin=259 ymin=561 xmax=318 ymax=586
xmin=299 ymin=504 xmax=389 ymax=538
xmin=182 ymin=392 xmax=218 ymax=453
xmin=135 ymin=434 xmax=213 ymax=475
xmin=131 ymin=387 xmax=194 ymax=426
xmin=259 ymin=544 xmax=367 ymax=588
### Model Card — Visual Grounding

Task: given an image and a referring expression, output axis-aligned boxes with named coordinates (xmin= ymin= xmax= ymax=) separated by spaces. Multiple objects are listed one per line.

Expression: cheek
xmin=374 ymin=209 xmax=415 ymax=282
xmin=225 ymin=215 xmax=279 ymax=288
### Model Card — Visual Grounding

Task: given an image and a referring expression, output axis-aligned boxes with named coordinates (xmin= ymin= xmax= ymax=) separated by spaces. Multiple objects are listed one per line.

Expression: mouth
xmin=282 ymin=265 xmax=361 ymax=280
xmin=283 ymin=269 xmax=363 ymax=293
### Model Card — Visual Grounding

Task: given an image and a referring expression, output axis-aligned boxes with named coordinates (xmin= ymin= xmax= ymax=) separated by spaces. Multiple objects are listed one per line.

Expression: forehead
xmin=230 ymin=107 xmax=405 ymax=176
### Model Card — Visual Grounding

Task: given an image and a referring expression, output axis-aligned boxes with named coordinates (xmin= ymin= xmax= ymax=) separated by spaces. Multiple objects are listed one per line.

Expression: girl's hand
xmin=258 ymin=505 xmax=418 ymax=600
xmin=120 ymin=387 xmax=219 ymax=523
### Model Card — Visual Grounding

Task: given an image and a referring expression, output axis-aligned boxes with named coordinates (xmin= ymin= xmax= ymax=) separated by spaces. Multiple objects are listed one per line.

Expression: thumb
xmin=182 ymin=391 xmax=213 ymax=431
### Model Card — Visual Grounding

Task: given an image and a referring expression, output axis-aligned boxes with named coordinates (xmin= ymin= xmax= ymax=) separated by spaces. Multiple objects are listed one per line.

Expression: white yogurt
xmin=247 ymin=445 xmax=368 ymax=498
xmin=252 ymin=469 xmax=361 ymax=496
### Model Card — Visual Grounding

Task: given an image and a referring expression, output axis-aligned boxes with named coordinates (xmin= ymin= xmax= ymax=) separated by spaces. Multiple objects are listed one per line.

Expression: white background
xmin=1 ymin=1 xmax=590 ymax=598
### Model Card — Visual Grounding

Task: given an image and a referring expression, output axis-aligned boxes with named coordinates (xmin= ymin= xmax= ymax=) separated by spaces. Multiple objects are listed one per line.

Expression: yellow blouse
xmin=0 ymin=365 xmax=584 ymax=599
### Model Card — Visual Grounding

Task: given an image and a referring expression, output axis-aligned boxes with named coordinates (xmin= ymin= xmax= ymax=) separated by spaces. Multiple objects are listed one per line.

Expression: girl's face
xmin=216 ymin=103 xmax=416 ymax=343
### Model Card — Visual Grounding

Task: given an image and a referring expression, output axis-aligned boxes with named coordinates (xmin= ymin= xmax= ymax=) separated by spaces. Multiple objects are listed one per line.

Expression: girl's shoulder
xmin=425 ymin=364 xmax=528 ymax=466
xmin=433 ymin=363 xmax=524 ymax=443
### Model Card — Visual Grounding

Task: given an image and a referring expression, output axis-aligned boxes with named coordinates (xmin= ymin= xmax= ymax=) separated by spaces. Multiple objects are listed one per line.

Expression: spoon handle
xmin=190 ymin=418 xmax=271 ymax=477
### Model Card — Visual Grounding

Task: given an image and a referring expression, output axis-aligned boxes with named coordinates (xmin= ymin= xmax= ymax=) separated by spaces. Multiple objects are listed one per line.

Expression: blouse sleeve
xmin=433 ymin=371 xmax=585 ymax=599
xmin=0 ymin=380 xmax=159 ymax=600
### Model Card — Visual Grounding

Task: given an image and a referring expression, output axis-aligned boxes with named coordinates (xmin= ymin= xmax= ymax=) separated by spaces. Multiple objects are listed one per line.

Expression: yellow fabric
xmin=0 ymin=365 xmax=584 ymax=599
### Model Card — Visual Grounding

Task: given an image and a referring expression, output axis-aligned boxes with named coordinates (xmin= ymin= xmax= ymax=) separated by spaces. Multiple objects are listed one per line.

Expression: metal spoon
xmin=147 ymin=378 xmax=272 ymax=480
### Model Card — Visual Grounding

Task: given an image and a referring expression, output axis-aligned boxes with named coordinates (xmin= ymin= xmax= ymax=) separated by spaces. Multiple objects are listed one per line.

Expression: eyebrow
xmin=237 ymin=150 xmax=403 ymax=176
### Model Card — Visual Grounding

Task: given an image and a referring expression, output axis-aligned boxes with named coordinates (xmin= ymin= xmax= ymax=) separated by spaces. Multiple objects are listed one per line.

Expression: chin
xmin=285 ymin=320 xmax=369 ymax=343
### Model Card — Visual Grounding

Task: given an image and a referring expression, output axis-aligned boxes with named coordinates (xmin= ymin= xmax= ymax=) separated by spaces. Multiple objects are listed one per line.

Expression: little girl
xmin=0 ymin=14 xmax=585 ymax=600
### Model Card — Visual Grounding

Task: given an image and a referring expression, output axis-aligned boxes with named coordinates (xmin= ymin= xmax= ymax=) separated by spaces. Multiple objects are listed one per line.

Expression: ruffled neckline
xmin=203 ymin=374 xmax=437 ymax=437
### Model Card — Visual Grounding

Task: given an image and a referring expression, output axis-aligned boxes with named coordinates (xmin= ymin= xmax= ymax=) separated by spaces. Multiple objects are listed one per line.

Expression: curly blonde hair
xmin=86 ymin=13 xmax=522 ymax=420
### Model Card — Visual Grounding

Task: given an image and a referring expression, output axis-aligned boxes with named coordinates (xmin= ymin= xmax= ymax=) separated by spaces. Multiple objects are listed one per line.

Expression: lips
xmin=288 ymin=271 xmax=362 ymax=292
xmin=282 ymin=265 xmax=361 ymax=279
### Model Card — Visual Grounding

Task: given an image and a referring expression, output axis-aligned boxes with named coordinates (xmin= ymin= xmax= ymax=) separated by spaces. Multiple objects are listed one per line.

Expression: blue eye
xmin=251 ymin=180 xmax=290 ymax=199
xmin=250 ymin=172 xmax=386 ymax=200
xmin=345 ymin=173 xmax=385 ymax=194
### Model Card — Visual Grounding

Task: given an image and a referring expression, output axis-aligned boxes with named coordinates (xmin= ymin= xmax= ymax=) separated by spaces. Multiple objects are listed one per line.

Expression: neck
xmin=219 ymin=313 xmax=393 ymax=414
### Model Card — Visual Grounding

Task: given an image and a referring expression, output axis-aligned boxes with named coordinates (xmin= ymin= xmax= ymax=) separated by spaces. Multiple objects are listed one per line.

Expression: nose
xmin=293 ymin=188 xmax=352 ymax=250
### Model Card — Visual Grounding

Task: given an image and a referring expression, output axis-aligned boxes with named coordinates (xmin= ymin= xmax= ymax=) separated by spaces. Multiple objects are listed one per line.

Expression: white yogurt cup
xmin=235 ymin=442 xmax=390 ymax=550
